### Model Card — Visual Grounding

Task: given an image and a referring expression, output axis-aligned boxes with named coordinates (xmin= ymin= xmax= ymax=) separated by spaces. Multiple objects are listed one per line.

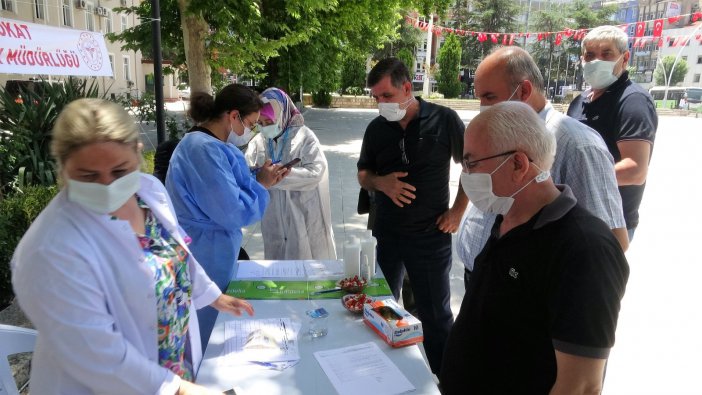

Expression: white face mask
xmin=227 ymin=115 xmax=256 ymax=146
xmin=583 ymin=55 xmax=623 ymax=90
xmin=479 ymin=83 xmax=522 ymax=113
xmin=260 ymin=123 xmax=280 ymax=139
xmin=67 ymin=170 xmax=141 ymax=214
xmin=460 ymin=155 xmax=550 ymax=215
xmin=378 ymin=96 xmax=414 ymax=122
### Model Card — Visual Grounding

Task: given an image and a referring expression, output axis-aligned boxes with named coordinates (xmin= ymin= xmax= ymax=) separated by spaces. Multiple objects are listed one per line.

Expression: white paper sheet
xmin=222 ymin=318 xmax=300 ymax=366
xmin=304 ymin=260 xmax=345 ymax=279
xmin=236 ymin=260 xmax=306 ymax=279
xmin=314 ymin=342 xmax=415 ymax=395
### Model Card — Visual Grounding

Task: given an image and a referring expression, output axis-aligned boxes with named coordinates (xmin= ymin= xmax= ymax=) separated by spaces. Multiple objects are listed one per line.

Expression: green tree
xmin=340 ymin=54 xmax=368 ymax=94
xmin=448 ymin=0 xmax=521 ymax=72
xmin=654 ymin=56 xmax=689 ymax=86
xmin=396 ymin=48 xmax=416 ymax=73
xmin=530 ymin=0 xmax=617 ymax=92
xmin=437 ymin=34 xmax=463 ymax=98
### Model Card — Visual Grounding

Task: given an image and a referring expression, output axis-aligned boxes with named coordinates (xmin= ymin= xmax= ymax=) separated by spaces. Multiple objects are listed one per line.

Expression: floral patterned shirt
xmin=132 ymin=196 xmax=194 ymax=380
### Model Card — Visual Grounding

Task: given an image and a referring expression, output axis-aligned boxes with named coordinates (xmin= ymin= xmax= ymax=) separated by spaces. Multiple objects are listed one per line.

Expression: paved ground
xmin=239 ymin=107 xmax=702 ymax=395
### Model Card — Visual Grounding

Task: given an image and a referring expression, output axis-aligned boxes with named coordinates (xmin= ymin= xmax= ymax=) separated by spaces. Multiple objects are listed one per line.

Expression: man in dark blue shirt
xmin=568 ymin=25 xmax=657 ymax=240
xmin=357 ymin=58 xmax=466 ymax=375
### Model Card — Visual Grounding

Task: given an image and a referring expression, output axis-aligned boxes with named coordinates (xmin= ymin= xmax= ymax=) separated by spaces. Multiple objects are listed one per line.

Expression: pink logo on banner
xmin=76 ymin=32 xmax=103 ymax=71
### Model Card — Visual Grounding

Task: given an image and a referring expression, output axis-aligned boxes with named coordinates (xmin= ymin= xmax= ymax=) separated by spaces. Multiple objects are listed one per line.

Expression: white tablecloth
xmin=196 ymin=261 xmax=440 ymax=395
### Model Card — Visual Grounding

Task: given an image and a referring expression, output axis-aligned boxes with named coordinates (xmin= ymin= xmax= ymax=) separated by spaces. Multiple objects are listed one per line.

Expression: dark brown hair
xmin=188 ymin=83 xmax=263 ymax=123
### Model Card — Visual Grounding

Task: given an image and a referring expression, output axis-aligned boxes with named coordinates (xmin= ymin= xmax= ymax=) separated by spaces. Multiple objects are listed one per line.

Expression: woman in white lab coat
xmin=245 ymin=88 xmax=336 ymax=260
xmin=11 ymin=98 xmax=253 ymax=395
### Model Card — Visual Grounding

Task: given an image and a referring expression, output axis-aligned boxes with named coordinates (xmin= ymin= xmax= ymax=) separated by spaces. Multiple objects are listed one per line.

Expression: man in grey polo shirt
xmin=456 ymin=46 xmax=628 ymax=287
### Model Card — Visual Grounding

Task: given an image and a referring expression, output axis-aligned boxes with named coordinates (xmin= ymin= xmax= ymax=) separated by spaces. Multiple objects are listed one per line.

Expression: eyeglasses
xmin=399 ymin=137 xmax=409 ymax=165
xmin=462 ymin=150 xmax=516 ymax=172
xmin=239 ymin=114 xmax=260 ymax=133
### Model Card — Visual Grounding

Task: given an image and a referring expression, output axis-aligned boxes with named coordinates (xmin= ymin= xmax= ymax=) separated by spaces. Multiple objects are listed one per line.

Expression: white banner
xmin=667 ymin=2 xmax=681 ymax=18
xmin=0 ymin=17 xmax=113 ymax=77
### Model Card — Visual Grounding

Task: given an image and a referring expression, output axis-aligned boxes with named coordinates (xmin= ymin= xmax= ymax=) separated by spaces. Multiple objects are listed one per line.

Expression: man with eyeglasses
xmin=440 ymin=101 xmax=629 ymax=395
xmin=356 ymin=57 xmax=467 ymax=375
xmin=456 ymin=46 xmax=628 ymax=292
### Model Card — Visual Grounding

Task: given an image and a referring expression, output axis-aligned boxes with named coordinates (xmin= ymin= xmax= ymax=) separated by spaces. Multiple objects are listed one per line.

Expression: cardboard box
xmin=363 ymin=298 xmax=423 ymax=347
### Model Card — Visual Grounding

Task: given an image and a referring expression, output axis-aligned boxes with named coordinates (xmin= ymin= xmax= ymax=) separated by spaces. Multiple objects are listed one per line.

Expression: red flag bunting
xmin=657 ymin=38 xmax=663 ymax=48
xmin=502 ymin=34 xmax=508 ymax=45
xmin=694 ymin=12 xmax=702 ymax=22
xmin=653 ymin=19 xmax=664 ymax=37
xmin=668 ymin=16 xmax=681 ymax=24
xmin=635 ymin=22 xmax=645 ymax=37
xmin=509 ymin=34 xmax=516 ymax=46
xmin=555 ymin=32 xmax=563 ymax=45
xmin=478 ymin=33 xmax=487 ymax=42
xmin=491 ymin=33 xmax=499 ymax=43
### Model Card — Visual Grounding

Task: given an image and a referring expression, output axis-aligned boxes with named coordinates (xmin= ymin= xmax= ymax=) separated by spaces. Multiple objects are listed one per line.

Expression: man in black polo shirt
xmin=440 ymin=102 xmax=629 ymax=394
xmin=568 ymin=25 xmax=657 ymax=241
xmin=357 ymin=58 xmax=467 ymax=375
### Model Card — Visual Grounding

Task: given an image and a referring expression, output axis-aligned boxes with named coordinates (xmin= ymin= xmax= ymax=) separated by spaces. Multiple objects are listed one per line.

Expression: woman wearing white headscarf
xmin=245 ymin=88 xmax=336 ymax=260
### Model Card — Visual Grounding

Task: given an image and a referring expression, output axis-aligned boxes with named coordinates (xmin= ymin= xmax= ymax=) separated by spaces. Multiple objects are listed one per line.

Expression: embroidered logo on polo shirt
xmin=508 ymin=268 xmax=519 ymax=279
xmin=592 ymin=115 xmax=600 ymax=120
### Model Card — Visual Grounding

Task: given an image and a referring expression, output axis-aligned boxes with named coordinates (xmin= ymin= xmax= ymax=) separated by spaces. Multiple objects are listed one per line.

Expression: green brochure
xmin=225 ymin=278 xmax=392 ymax=300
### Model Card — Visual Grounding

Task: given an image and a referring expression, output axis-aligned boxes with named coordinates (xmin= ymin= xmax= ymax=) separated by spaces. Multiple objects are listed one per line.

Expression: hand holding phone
xmin=281 ymin=158 xmax=301 ymax=169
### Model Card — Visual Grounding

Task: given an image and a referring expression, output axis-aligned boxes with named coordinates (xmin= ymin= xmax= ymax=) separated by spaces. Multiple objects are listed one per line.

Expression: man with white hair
xmin=568 ymin=25 xmax=657 ymax=241
xmin=440 ymin=102 xmax=629 ymax=395
xmin=456 ymin=46 xmax=628 ymax=289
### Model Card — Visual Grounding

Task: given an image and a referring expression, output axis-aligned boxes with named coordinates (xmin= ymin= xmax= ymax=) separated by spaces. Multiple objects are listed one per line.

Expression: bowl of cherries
xmin=341 ymin=293 xmax=373 ymax=314
xmin=337 ymin=275 xmax=367 ymax=294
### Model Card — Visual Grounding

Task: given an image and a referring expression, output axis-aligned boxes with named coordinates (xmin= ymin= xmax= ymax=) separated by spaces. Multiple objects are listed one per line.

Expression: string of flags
xmin=405 ymin=11 xmax=702 ymax=48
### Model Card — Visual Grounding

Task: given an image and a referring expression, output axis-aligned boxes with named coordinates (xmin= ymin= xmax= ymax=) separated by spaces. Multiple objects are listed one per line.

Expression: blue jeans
xmin=376 ymin=231 xmax=454 ymax=375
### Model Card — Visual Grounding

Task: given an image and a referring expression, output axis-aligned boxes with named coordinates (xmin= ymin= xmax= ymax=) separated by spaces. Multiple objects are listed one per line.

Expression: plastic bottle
xmin=343 ymin=236 xmax=361 ymax=278
xmin=360 ymin=230 xmax=377 ymax=280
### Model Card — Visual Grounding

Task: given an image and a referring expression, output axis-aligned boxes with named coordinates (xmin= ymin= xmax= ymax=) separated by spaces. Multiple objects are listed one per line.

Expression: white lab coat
xmin=245 ymin=125 xmax=337 ymax=260
xmin=11 ymin=174 xmax=221 ymax=395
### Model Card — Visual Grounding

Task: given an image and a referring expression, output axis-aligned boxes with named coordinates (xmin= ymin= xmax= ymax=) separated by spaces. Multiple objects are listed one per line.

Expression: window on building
xmin=105 ymin=10 xmax=113 ymax=33
xmin=1 ymin=0 xmax=14 ymax=12
xmin=108 ymin=54 xmax=115 ymax=76
xmin=682 ymin=56 xmax=687 ymax=62
xmin=694 ymin=74 xmax=700 ymax=83
xmin=698 ymin=55 xmax=702 ymax=64
xmin=62 ymin=0 xmax=72 ymax=26
xmin=34 ymin=0 xmax=45 ymax=19
xmin=85 ymin=3 xmax=95 ymax=31
xmin=123 ymin=56 xmax=131 ymax=82
xmin=121 ymin=15 xmax=128 ymax=32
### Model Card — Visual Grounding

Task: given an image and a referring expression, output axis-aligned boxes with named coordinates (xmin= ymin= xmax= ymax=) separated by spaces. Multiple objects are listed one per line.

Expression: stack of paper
xmin=222 ymin=318 xmax=301 ymax=370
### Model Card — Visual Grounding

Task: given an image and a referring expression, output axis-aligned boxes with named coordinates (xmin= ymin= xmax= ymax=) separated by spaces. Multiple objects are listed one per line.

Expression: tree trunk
xmin=177 ymin=0 xmax=211 ymax=94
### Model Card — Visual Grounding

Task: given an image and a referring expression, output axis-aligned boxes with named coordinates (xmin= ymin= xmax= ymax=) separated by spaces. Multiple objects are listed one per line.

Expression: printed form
xmin=314 ymin=342 xmax=415 ymax=395
xmin=222 ymin=318 xmax=300 ymax=368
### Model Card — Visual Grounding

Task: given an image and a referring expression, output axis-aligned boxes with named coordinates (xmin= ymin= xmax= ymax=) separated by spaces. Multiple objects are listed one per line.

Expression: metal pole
xmin=151 ymin=0 xmax=166 ymax=144
xmin=422 ymin=14 xmax=433 ymax=97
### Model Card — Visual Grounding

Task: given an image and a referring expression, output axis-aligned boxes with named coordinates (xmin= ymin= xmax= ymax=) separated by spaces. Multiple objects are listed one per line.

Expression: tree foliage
xmin=529 ymin=0 xmax=617 ymax=92
xmin=437 ymin=34 xmax=463 ymax=98
xmin=110 ymin=0 xmax=455 ymax=94
xmin=654 ymin=56 xmax=689 ymax=86
xmin=448 ymin=0 xmax=521 ymax=72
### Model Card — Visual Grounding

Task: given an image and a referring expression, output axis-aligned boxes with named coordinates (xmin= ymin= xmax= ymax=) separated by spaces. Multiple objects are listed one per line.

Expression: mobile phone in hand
xmin=282 ymin=158 xmax=301 ymax=169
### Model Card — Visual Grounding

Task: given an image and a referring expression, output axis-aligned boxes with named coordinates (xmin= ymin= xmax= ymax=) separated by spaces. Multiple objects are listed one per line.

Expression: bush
xmin=345 ymin=86 xmax=364 ymax=96
xmin=312 ymin=90 xmax=333 ymax=107
xmin=0 ymin=185 xmax=58 ymax=309
xmin=0 ymin=77 xmax=105 ymax=197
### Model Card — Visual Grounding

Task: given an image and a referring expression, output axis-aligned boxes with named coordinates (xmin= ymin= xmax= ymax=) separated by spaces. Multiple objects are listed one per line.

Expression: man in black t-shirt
xmin=357 ymin=58 xmax=467 ymax=375
xmin=440 ymin=102 xmax=629 ymax=394
xmin=567 ymin=25 xmax=657 ymax=241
